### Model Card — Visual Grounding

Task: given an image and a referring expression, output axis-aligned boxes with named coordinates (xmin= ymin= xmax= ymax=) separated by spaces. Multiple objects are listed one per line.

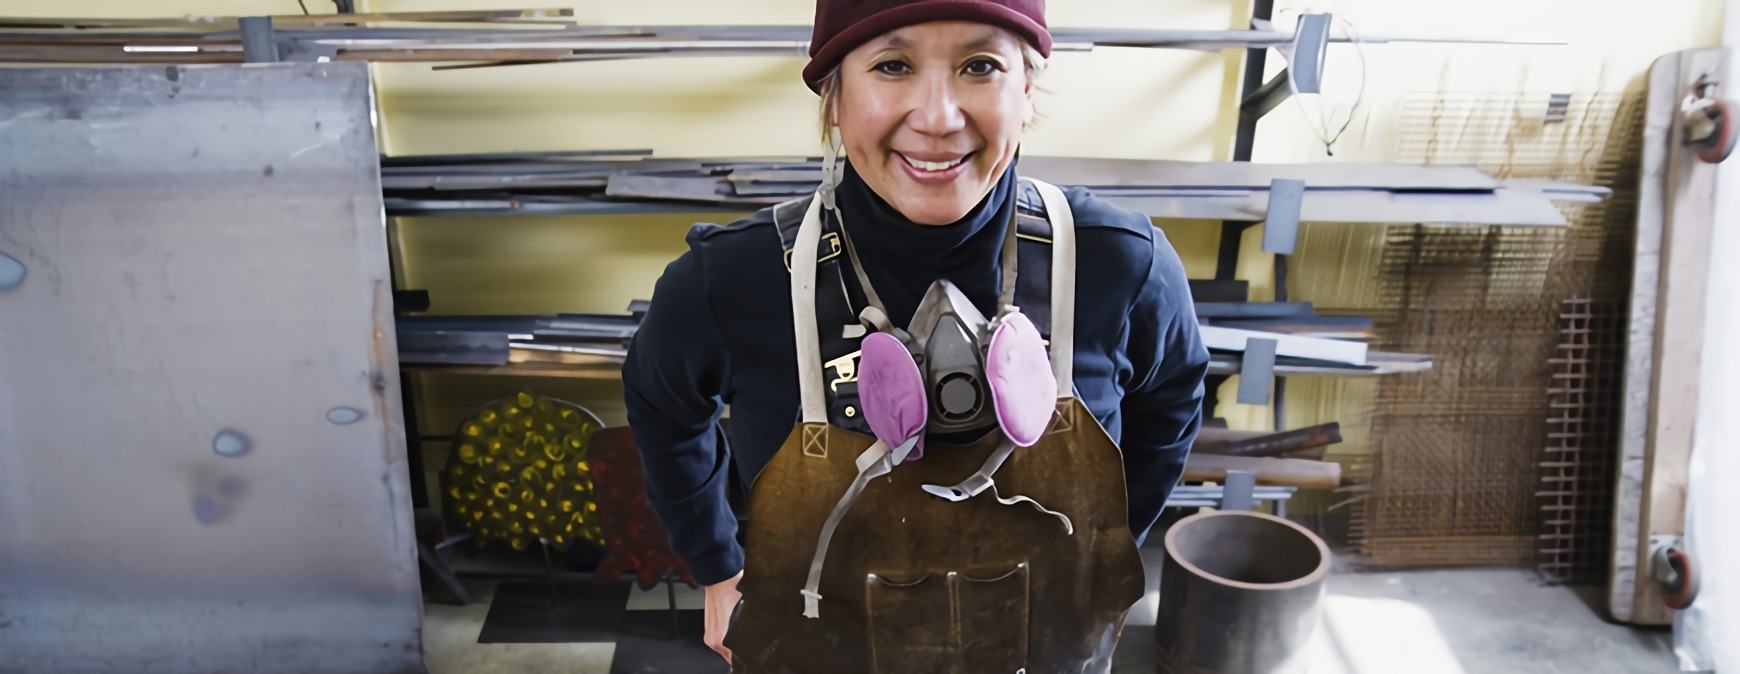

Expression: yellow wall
xmin=368 ymin=0 xmax=1245 ymax=323
xmin=360 ymin=0 xmax=1248 ymax=441
xmin=15 ymin=0 xmax=1725 ymax=446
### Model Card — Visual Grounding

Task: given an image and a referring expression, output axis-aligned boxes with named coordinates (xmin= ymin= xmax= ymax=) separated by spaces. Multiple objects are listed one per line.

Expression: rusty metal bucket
xmin=1155 ymin=510 xmax=1331 ymax=674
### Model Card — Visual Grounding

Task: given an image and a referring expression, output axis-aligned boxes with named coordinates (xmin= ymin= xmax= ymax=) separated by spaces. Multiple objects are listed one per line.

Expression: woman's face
xmin=832 ymin=22 xmax=1034 ymax=226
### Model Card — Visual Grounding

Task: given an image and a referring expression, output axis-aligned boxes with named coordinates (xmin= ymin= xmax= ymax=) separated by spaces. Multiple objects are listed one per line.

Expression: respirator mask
xmin=856 ymin=279 xmax=1058 ymax=466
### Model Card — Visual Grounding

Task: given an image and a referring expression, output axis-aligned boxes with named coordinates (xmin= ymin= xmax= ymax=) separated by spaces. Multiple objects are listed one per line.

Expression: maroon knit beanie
xmin=803 ymin=0 xmax=1051 ymax=93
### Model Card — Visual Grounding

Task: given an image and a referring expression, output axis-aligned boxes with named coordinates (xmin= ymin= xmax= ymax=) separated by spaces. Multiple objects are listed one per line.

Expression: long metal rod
xmin=0 ymin=18 xmax=1564 ymax=66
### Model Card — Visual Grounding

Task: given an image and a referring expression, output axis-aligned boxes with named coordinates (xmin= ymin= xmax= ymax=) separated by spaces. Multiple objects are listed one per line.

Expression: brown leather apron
xmin=725 ymin=179 xmax=1145 ymax=674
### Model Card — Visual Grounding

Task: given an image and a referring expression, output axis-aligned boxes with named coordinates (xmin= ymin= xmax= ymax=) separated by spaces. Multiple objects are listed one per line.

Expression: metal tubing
xmin=1156 ymin=510 xmax=1330 ymax=674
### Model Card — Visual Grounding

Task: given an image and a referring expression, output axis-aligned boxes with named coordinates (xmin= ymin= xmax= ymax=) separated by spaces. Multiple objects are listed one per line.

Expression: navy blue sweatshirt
xmin=622 ymin=160 xmax=1209 ymax=586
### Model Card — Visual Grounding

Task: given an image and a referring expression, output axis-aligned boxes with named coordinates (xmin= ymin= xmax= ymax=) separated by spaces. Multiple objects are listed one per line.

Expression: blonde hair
xmin=817 ymin=42 xmax=1047 ymax=143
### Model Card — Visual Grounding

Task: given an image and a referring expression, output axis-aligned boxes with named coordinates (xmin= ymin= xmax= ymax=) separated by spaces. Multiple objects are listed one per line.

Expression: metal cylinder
xmin=1155 ymin=510 xmax=1330 ymax=674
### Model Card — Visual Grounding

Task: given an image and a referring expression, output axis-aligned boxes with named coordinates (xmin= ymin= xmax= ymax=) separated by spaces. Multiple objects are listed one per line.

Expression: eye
xmin=872 ymin=59 xmax=912 ymax=76
xmin=962 ymin=58 xmax=1003 ymax=77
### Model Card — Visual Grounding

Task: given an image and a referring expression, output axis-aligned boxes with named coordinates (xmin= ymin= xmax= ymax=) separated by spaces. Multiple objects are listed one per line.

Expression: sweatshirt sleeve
xmin=1119 ymin=230 xmax=1210 ymax=545
xmin=621 ymin=234 xmax=743 ymax=586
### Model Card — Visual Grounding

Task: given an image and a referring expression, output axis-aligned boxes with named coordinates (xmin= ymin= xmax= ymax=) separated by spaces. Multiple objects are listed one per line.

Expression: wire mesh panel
xmin=1536 ymin=299 xmax=1623 ymax=584
xmin=1352 ymin=92 xmax=1641 ymax=568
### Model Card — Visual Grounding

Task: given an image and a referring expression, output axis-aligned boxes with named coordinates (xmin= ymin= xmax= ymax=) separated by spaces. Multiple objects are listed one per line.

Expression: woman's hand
xmin=704 ymin=570 xmax=744 ymax=664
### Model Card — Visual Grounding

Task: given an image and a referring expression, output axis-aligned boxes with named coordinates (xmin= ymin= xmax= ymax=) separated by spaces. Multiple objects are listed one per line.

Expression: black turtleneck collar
xmin=833 ymin=157 xmax=1019 ymax=326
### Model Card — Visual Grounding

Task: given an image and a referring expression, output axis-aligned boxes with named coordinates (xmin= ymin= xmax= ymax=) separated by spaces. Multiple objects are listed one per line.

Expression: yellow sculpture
xmin=441 ymin=391 xmax=604 ymax=552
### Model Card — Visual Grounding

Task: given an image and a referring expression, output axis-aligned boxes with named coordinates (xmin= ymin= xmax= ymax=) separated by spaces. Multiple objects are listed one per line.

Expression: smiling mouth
xmin=897 ymin=152 xmax=974 ymax=173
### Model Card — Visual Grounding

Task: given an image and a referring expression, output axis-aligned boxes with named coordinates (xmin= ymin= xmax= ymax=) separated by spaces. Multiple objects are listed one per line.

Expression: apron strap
xmin=800 ymin=438 xmax=896 ymax=619
xmin=1026 ymin=178 xmax=1077 ymax=400
xmin=791 ymin=195 xmax=830 ymax=425
xmin=836 ymin=191 xmax=1021 ymax=324
xmin=996 ymin=201 xmax=1021 ymax=310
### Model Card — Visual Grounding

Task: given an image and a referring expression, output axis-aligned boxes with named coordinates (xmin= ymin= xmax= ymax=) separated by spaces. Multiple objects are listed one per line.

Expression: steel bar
xmin=1197 ymin=422 xmax=1344 ymax=458
xmin=383 ymin=148 xmax=652 ymax=166
xmin=1205 ymin=352 xmax=1430 ymax=377
xmin=0 ymin=17 xmax=1564 ymax=66
xmin=0 ymin=8 xmax=577 ymax=30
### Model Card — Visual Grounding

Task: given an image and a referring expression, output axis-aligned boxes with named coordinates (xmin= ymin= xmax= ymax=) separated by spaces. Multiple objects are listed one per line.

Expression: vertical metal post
xmin=667 ymin=573 xmax=681 ymax=640
xmin=1273 ymin=378 xmax=1287 ymax=430
xmin=539 ymin=537 xmax=559 ymax=609
xmin=1232 ymin=0 xmax=1277 ymax=163
xmin=1213 ymin=0 xmax=1276 ymax=282
xmin=401 ymin=371 xmax=430 ymax=508
xmin=239 ymin=16 xmax=279 ymax=63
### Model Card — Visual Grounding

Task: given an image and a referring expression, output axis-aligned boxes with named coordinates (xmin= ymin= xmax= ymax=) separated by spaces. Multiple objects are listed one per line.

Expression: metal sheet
xmin=1019 ymin=157 xmax=1500 ymax=190
xmin=1199 ymin=325 xmax=1367 ymax=365
xmin=1108 ymin=186 xmax=1572 ymax=225
xmin=0 ymin=64 xmax=423 ymax=672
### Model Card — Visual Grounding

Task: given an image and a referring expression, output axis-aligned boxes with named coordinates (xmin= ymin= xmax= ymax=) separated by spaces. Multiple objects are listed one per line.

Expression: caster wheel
xmin=1664 ymin=548 xmax=1699 ymax=610
xmin=1686 ymin=98 xmax=1737 ymax=164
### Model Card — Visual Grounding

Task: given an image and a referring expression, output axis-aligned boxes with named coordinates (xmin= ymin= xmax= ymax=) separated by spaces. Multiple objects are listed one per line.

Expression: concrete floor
xmin=423 ymin=560 xmax=1679 ymax=674
xmin=1299 ymin=568 xmax=1676 ymax=674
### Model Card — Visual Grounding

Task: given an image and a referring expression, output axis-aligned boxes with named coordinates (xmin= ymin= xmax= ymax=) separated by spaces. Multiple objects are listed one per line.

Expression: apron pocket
xmin=865 ymin=561 xmax=1031 ymax=674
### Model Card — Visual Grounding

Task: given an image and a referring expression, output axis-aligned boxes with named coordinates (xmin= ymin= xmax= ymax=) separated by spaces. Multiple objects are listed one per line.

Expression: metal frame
xmin=1165 ymin=471 xmax=1293 ymax=518
xmin=1205 ymin=3 xmax=1334 ymax=428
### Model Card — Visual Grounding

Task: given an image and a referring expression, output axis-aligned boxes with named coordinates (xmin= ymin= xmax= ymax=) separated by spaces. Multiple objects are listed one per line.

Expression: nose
xmin=905 ymin=71 xmax=966 ymax=137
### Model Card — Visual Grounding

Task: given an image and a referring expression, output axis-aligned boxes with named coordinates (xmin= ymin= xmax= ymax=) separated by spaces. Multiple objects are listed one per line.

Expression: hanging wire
xmin=297 ymin=0 xmax=310 ymax=15
xmin=1277 ymin=6 xmax=1370 ymax=156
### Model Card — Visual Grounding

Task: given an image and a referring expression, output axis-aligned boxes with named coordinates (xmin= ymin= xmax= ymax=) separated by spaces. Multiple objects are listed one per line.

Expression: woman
xmin=623 ymin=1 xmax=1209 ymax=671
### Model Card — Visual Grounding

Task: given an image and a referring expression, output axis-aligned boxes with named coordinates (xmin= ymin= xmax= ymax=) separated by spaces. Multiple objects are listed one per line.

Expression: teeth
xmin=902 ymin=154 xmax=965 ymax=172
